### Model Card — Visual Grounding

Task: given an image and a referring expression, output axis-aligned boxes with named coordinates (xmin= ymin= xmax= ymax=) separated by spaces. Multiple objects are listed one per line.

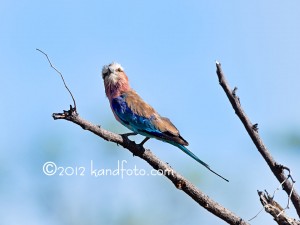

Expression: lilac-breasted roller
xmin=102 ymin=62 xmax=228 ymax=182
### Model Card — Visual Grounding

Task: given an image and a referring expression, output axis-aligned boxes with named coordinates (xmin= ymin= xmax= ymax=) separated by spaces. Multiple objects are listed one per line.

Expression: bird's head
xmin=102 ymin=62 xmax=129 ymax=99
xmin=102 ymin=62 xmax=124 ymax=81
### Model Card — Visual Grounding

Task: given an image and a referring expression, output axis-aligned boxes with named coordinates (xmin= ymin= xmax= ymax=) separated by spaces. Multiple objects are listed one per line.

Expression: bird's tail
xmin=174 ymin=143 xmax=229 ymax=182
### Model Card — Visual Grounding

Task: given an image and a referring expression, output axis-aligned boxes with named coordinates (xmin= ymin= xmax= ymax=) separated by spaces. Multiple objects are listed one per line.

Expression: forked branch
xmin=215 ymin=61 xmax=300 ymax=219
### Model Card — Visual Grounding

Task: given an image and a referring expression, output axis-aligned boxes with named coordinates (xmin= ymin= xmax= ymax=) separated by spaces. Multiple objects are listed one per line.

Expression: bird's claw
xmin=138 ymin=137 xmax=150 ymax=147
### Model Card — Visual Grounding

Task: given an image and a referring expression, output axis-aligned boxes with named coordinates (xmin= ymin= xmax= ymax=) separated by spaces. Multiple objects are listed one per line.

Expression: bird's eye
xmin=116 ymin=68 xmax=122 ymax=72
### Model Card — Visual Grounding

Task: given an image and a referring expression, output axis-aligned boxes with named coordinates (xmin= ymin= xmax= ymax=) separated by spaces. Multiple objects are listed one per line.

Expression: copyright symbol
xmin=43 ymin=161 xmax=57 ymax=176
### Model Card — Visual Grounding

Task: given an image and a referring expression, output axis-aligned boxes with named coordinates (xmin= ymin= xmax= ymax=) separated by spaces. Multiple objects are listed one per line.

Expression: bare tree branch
xmin=52 ymin=109 xmax=249 ymax=225
xmin=215 ymin=61 xmax=300 ymax=218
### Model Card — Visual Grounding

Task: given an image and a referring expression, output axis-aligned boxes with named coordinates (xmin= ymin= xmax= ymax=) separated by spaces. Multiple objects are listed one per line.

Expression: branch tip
xmin=52 ymin=105 xmax=77 ymax=120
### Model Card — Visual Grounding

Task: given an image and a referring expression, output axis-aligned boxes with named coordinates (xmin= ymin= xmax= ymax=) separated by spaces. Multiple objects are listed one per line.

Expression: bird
xmin=101 ymin=62 xmax=228 ymax=182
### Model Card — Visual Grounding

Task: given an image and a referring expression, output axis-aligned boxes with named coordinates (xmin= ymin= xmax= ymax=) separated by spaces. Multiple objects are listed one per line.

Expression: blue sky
xmin=1 ymin=1 xmax=300 ymax=224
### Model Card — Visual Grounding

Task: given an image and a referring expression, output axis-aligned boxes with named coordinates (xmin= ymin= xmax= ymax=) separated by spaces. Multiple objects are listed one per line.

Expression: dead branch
xmin=215 ymin=61 xmax=300 ymax=218
xmin=258 ymin=191 xmax=300 ymax=225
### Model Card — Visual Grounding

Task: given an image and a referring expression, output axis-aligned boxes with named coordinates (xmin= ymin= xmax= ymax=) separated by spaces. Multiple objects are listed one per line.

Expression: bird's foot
xmin=138 ymin=137 xmax=150 ymax=148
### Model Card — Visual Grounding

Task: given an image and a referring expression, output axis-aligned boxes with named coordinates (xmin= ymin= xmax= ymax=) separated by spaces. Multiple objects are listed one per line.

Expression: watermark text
xmin=42 ymin=160 xmax=174 ymax=178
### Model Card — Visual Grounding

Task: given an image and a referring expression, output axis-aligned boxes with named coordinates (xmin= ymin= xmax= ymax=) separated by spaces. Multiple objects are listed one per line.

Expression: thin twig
xmin=36 ymin=48 xmax=77 ymax=110
xmin=258 ymin=191 xmax=300 ymax=225
xmin=249 ymin=176 xmax=291 ymax=222
xmin=272 ymin=176 xmax=290 ymax=199
xmin=248 ymin=207 xmax=264 ymax=221
xmin=215 ymin=61 xmax=300 ymax=218
xmin=273 ymin=167 xmax=296 ymax=212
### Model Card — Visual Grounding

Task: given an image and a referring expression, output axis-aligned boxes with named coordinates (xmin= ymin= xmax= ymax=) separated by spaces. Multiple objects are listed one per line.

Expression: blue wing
xmin=111 ymin=95 xmax=164 ymax=138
